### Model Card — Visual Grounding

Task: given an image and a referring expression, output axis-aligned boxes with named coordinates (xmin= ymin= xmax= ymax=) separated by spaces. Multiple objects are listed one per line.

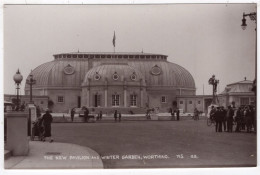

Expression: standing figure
xmin=36 ymin=105 xmax=41 ymax=118
xmin=235 ymin=107 xmax=242 ymax=132
xmin=215 ymin=107 xmax=222 ymax=132
xmin=99 ymin=111 xmax=103 ymax=120
xmin=226 ymin=105 xmax=234 ymax=132
xmin=42 ymin=108 xmax=53 ymax=142
xmin=245 ymin=106 xmax=253 ymax=133
xmin=221 ymin=106 xmax=227 ymax=131
xmin=114 ymin=110 xmax=118 ymax=122
xmin=176 ymin=108 xmax=180 ymax=121
xmin=118 ymin=112 xmax=122 ymax=122
xmin=70 ymin=108 xmax=75 ymax=122
xmin=84 ymin=107 xmax=89 ymax=123
xmin=194 ymin=108 xmax=199 ymax=121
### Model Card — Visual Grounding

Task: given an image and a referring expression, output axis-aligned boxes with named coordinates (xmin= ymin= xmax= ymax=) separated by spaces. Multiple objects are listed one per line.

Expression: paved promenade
xmin=5 ymin=141 xmax=103 ymax=169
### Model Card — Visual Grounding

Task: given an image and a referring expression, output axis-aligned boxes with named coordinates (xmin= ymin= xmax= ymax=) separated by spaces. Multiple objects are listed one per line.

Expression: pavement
xmin=5 ymin=140 xmax=104 ymax=169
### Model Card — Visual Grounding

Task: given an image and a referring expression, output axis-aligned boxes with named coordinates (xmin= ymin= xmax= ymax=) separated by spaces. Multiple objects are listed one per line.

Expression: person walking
xmin=41 ymin=108 xmax=53 ymax=142
xmin=114 ymin=110 xmax=118 ymax=122
xmin=70 ymin=108 xmax=75 ymax=122
xmin=226 ymin=105 xmax=234 ymax=132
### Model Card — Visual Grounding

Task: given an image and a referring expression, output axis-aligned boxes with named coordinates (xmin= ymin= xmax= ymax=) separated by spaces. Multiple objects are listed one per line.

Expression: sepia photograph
xmin=1 ymin=1 xmax=258 ymax=174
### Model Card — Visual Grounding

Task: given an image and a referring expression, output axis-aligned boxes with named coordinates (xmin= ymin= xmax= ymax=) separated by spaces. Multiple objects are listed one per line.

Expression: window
xmin=180 ymin=101 xmax=183 ymax=104
xmin=130 ymin=94 xmax=137 ymax=106
xmin=197 ymin=101 xmax=201 ymax=104
xmin=94 ymin=94 xmax=101 ymax=107
xmin=57 ymin=96 xmax=64 ymax=103
xmin=240 ymin=97 xmax=249 ymax=105
xmin=189 ymin=101 xmax=192 ymax=104
xmin=161 ymin=96 xmax=167 ymax=103
xmin=112 ymin=94 xmax=120 ymax=106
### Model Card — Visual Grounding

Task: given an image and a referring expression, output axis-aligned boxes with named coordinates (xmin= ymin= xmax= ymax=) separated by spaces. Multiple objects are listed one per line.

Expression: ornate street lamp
xmin=241 ymin=12 xmax=257 ymax=30
xmin=26 ymin=71 xmax=36 ymax=104
xmin=13 ymin=69 xmax=23 ymax=110
xmin=208 ymin=75 xmax=219 ymax=105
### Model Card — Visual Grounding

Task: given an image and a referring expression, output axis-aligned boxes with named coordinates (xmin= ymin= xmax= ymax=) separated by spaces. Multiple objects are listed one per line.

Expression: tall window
xmin=57 ymin=96 xmax=64 ymax=103
xmin=161 ymin=96 xmax=167 ymax=103
xmin=94 ymin=94 xmax=101 ymax=107
xmin=130 ymin=94 xmax=137 ymax=106
xmin=112 ymin=94 xmax=120 ymax=107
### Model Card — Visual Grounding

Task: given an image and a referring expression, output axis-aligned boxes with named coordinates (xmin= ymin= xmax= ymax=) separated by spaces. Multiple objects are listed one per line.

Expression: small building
xmin=176 ymin=78 xmax=255 ymax=114
xmin=218 ymin=78 xmax=255 ymax=107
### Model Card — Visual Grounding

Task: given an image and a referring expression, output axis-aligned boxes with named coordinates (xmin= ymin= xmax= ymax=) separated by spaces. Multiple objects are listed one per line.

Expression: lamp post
xmin=241 ymin=12 xmax=257 ymax=132
xmin=26 ymin=73 xmax=36 ymax=104
xmin=241 ymin=12 xmax=257 ymax=91
xmin=13 ymin=69 xmax=23 ymax=111
xmin=208 ymin=75 xmax=219 ymax=105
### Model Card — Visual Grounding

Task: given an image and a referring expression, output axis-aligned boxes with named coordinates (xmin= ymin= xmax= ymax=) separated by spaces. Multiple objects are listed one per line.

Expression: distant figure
xmin=20 ymin=102 xmax=25 ymax=111
xmin=226 ymin=105 xmax=234 ymax=132
xmin=70 ymin=108 xmax=75 ymax=122
xmin=170 ymin=108 xmax=174 ymax=120
xmin=118 ymin=112 xmax=122 ymax=122
xmin=176 ymin=108 xmax=180 ymax=121
xmin=99 ymin=111 xmax=103 ymax=120
xmin=84 ymin=108 xmax=89 ymax=123
xmin=41 ymin=108 xmax=53 ymax=142
xmin=114 ymin=110 xmax=118 ymax=122
xmin=194 ymin=108 xmax=199 ymax=121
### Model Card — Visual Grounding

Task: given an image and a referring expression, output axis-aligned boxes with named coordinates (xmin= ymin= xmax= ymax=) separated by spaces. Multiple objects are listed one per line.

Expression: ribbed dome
xmin=83 ymin=63 xmax=144 ymax=84
xmin=24 ymin=52 xmax=195 ymax=90
xmin=127 ymin=61 xmax=195 ymax=88
xmin=25 ymin=60 xmax=90 ymax=89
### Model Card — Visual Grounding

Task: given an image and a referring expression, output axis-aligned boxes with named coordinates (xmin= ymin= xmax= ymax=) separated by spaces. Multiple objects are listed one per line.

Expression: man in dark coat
xmin=226 ymin=105 xmax=234 ymax=132
xmin=176 ymin=108 xmax=180 ymax=121
xmin=235 ymin=107 xmax=242 ymax=132
xmin=70 ymin=108 xmax=75 ymax=122
xmin=221 ymin=106 xmax=227 ymax=131
xmin=114 ymin=110 xmax=118 ymax=122
xmin=215 ymin=107 xmax=222 ymax=132
xmin=42 ymin=108 xmax=53 ymax=142
xmin=84 ymin=108 xmax=89 ymax=123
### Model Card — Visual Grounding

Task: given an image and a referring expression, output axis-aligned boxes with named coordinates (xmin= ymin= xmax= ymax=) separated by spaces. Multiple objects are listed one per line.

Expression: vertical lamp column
xmin=26 ymin=73 xmax=36 ymax=104
xmin=13 ymin=69 xmax=23 ymax=111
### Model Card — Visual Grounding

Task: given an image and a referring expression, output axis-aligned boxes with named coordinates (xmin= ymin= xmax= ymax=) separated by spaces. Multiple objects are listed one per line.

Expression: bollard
xmin=5 ymin=112 xmax=29 ymax=156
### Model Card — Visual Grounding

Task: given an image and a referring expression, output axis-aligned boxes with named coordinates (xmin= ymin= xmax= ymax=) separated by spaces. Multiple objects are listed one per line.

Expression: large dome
xmin=25 ymin=52 xmax=195 ymax=90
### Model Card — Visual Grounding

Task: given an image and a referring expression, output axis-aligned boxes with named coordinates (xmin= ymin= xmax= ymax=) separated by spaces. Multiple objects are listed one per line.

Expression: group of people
xmin=210 ymin=105 xmax=255 ymax=133
xmin=114 ymin=110 xmax=122 ymax=122
xmin=170 ymin=108 xmax=180 ymax=121
xmin=33 ymin=108 xmax=54 ymax=142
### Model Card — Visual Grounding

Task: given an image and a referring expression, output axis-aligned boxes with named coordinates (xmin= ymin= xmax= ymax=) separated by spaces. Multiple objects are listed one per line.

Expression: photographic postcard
xmin=1 ymin=1 xmax=259 ymax=175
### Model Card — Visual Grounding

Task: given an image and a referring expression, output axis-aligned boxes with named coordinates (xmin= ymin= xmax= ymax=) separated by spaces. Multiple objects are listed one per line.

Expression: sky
xmin=3 ymin=3 xmax=257 ymax=95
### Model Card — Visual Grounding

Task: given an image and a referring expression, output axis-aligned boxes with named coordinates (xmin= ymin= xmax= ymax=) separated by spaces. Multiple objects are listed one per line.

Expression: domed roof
xmin=25 ymin=52 xmax=195 ymax=90
xmin=83 ymin=62 xmax=144 ymax=84
xmin=127 ymin=61 xmax=195 ymax=88
xmin=25 ymin=59 xmax=90 ymax=89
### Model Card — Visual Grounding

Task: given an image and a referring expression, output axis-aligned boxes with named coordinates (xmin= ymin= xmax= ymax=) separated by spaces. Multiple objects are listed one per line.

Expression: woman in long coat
xmin=42 ymin=109 xmax=53 ymax=142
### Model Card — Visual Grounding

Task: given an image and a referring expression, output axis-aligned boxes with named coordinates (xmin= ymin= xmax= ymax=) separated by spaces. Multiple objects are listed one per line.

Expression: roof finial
xmin=78 ymin=49 xmax=79 ymax=53
xmin=141 ymin=48 xmax=143 ymax=53
xmin=244 ymin=77 xmax=246 ymax=80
